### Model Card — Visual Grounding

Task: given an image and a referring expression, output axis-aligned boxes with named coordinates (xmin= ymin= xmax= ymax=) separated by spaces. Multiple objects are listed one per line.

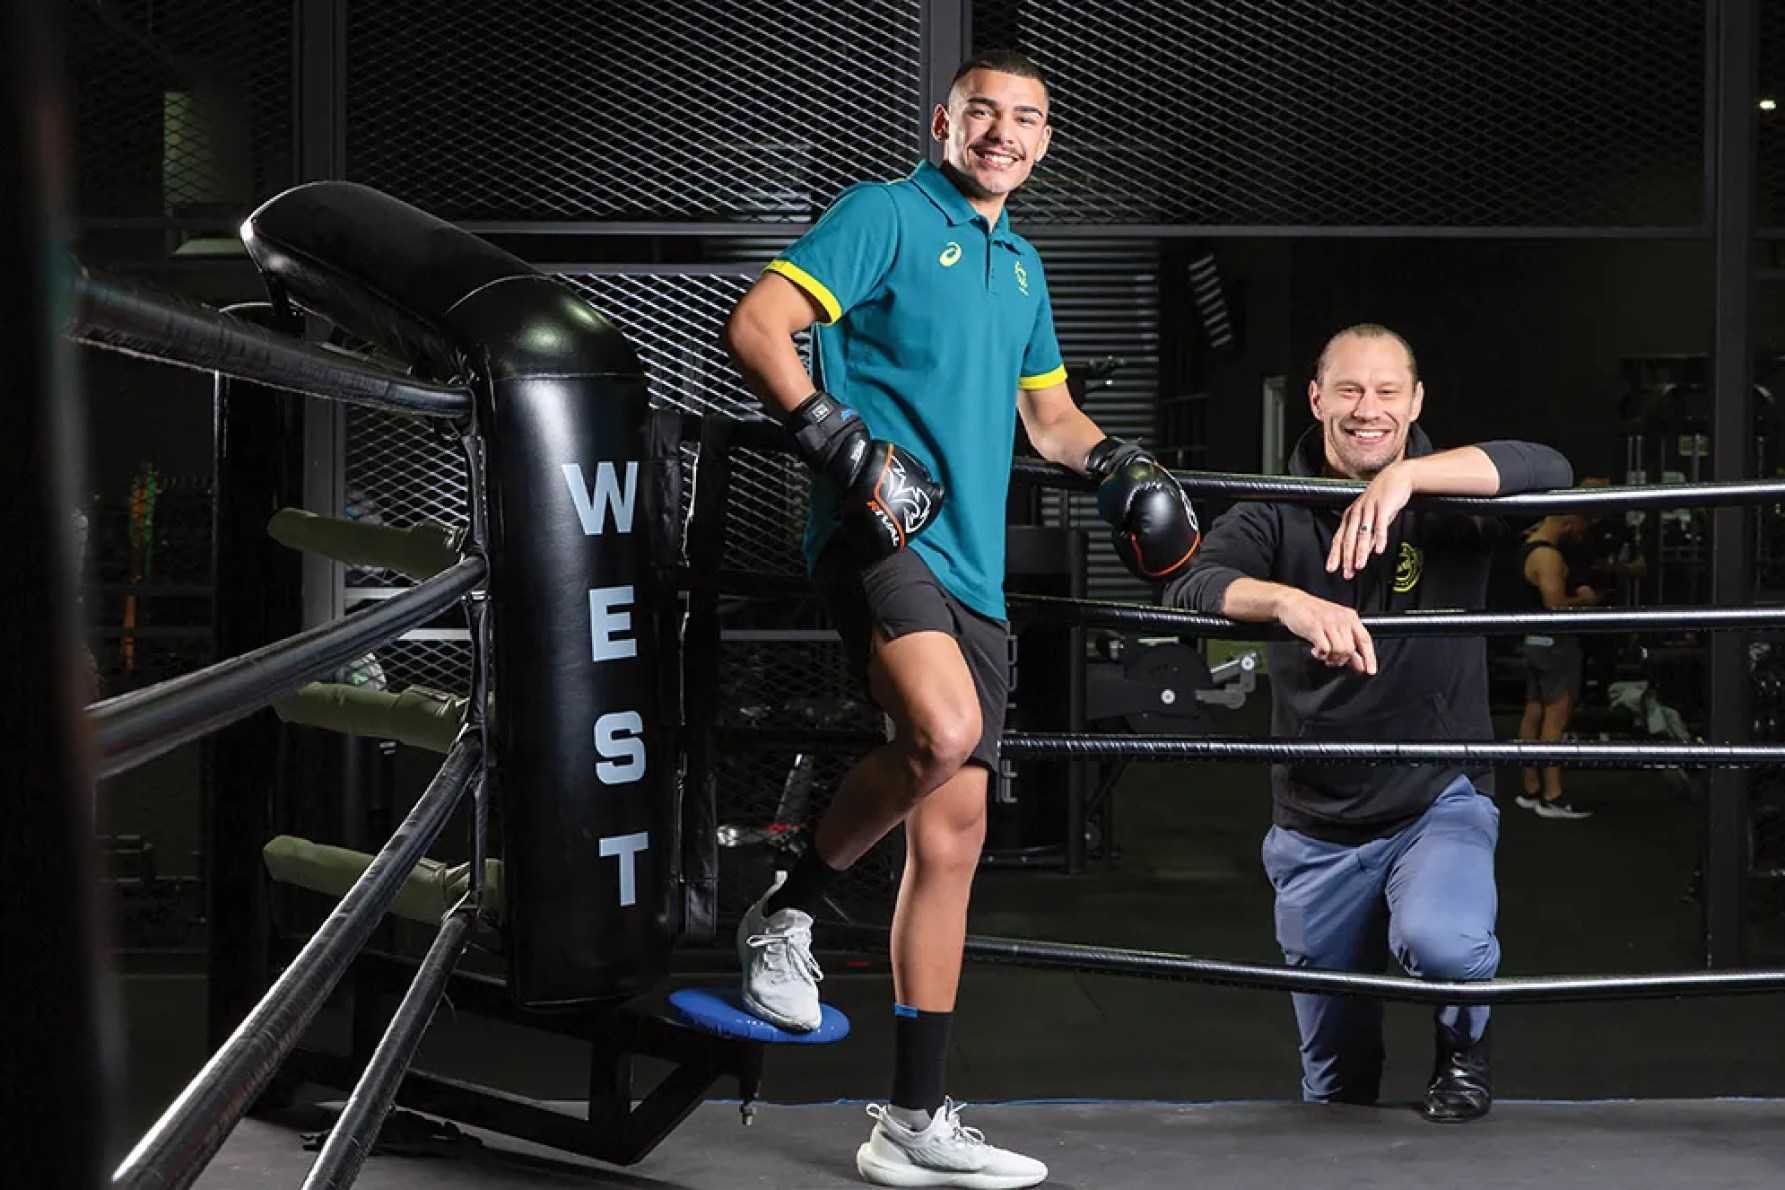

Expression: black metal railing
xmin=111 ymin=739 xmax=481 ymax=1190
xmin=63 ymin=171 xmax=700 ymax=1189
xmin=299 ymin=904 xmax=480 ymax=1190
xmin=91 ymin=557 xmax=485 ymax=778
xmin=1011 ymin=455 xmax=1785 ymax=514
xmin=998 ymin=734 xmax=1785 ymax=769
xmin=1007 ymin=592 xmax=1785 ymax=639
xmin=825 ymin=925 xmax=1785 ymax=1005
xmin=68 ymin=270 xmax=474 ymax=419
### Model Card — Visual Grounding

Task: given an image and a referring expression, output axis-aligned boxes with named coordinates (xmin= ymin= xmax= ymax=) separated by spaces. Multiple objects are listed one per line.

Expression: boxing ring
xmin=9 ymin=30 xmax=1785 ymax=1190
xmin=28 ymin=207 xmax=1785 ymax=1189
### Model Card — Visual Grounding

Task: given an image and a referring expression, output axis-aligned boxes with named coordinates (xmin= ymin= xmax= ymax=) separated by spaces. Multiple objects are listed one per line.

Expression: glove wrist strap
xmin=785 ymin=391 xmax=865 ymax=486
xmin=1086 ymin=435 xmax=1147 ymax=482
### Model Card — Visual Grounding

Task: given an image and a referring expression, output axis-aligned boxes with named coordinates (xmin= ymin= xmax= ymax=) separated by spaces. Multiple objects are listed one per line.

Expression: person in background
xmin=1515 ymin=513 xmax=1600 ymax=820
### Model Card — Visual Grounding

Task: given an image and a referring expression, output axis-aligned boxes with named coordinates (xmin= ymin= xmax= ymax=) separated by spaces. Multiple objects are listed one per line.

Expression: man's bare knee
xmin=899 ymin=710 xmax=981 ymax=796
xmin=867 ymin=630 xmax=983 ymax=800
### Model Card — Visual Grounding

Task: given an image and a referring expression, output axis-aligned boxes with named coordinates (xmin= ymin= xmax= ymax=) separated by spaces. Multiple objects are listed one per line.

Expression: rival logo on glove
xmin=864 ymin=446 xmax=939 ymax=549
xmin=785 ymin=390 xmax=945 ymax=563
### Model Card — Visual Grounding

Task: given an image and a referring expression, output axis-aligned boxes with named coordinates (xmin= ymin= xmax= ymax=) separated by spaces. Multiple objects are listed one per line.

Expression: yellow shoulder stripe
xmin=763 ymin=259 xmax=843 ymax=325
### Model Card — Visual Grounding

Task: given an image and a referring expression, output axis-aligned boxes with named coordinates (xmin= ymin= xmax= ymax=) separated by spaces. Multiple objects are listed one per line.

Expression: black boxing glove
xmin=1085 ymin=437 xmax=1202 ymax=582
xmin=784 ymin=391 xmax=944 ymax=562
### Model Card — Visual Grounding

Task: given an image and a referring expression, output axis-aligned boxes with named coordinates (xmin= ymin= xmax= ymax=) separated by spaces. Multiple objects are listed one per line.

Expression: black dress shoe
xmin=1421 ymin=1025 xmax=1492 ymax=1123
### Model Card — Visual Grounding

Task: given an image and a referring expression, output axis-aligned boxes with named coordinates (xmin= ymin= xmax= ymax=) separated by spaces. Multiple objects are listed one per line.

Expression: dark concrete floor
xmin=195 ymin=1099 xmax=1785 ymax=1190
xmin=115 ymin=737 xmax=1785 ymax=1175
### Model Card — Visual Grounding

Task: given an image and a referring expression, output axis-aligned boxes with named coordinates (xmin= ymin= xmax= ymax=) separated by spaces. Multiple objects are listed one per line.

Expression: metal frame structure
xmin=30 ymin=166 xmax=761 ymax=1186
xmin=77 ymin=0 xmax=1766 ymax=246
xmin=1706 ymin=0 xmax=1760 ymax=968
xmin=5 ymin=6 xmax=1779 ymax=1185
xmin=65 ymin=0 xmax=1775 ymax=966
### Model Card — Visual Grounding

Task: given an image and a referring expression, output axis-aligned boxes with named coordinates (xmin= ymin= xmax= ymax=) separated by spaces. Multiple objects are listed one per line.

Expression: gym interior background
xmin=66 ymin=0 xmax=1785 ymax=1137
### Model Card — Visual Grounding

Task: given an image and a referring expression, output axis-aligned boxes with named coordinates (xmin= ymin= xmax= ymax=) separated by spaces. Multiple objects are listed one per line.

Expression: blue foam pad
xmin=668 ymin=987 xmax=851 ymax=1045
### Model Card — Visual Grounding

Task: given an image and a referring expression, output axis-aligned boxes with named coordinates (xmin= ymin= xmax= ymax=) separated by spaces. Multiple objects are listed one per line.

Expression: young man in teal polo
xmin=722 ymin=49 xmax=1199 ymax=1188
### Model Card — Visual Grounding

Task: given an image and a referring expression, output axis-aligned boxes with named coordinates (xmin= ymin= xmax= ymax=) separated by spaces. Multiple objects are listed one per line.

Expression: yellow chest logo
xmin=1014 ymin=260 xmax=1029 ymax=295
xmin=939 ymin=242 xmax=962 ymax=267
xmin=1394 ymin=542 xmax=1424 ymax=594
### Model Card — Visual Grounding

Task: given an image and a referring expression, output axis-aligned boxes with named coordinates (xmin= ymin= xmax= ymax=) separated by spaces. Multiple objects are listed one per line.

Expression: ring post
xmin=464 ymin=274 xmax=676 ymax=1006
xmin=242 ymin=181 xmax=679 ymax=1007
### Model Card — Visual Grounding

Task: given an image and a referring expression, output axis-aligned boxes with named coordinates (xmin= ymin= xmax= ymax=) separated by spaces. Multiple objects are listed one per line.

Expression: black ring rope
xmin=999 ymin=733 xmax=1782 ymax=769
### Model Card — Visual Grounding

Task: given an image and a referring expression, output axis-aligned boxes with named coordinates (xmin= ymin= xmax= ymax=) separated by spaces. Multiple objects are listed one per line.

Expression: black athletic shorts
xmin=812 ymin=542 xmax=1010 ymax=772
xmin=1522 ymin=633 xmax=1583 ymax=704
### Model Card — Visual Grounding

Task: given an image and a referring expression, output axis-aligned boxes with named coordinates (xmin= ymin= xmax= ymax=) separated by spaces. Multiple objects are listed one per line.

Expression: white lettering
xmin=600 ymin=831 xmax=650 ymax=907
xmin=589 ymin=586 xmax=637 ymax=662
xmin=594 ymin=711 xmax=646 ymax=784
xmin=561 ymin=462 xmax=637 ymax=535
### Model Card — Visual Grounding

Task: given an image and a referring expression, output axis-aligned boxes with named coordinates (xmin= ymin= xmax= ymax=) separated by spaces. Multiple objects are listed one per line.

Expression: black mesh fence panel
xmin=560 ymin=271 xmax=811 ymax=576
xmin=978 ymin=0 xmax=1707 ymax=228
xmin=712 ymin=634 xmax=898 ymax=926
xmin=717 ymin=448 xmax=810 ymax=578
xmin=344 ymin=1 xmax=925 ymax=222
xmin=340 ymin=636 xmax=475 ymax=698
xmin=66 ymin=0 xmax=295 ymax=223
xmin=338 ymin=403 xmax=475 ymax=697
xmin=718 ymin=637 xmax=878 ymax=734
xmin=343 ymin=409 xmax=470 ymax=590
xmin=58 ymin=1 xmax=1728 ymax=230
xmin=713 ymin=747 xmax=903 ymax=926
xmin=559 ymin=273 xmax=765 ymax=420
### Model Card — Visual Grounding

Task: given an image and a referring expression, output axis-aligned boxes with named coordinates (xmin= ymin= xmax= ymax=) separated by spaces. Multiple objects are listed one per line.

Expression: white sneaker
xmin=855 ymin=1100 xmax=1048 ymax=1188
xmin=736 ymin=882 xmax=822 ymax=1032
xmin=1517 ymin=794 xmax=1592 ymax=819
xmin=1533 ymin=798 xmax=1592 ymax=820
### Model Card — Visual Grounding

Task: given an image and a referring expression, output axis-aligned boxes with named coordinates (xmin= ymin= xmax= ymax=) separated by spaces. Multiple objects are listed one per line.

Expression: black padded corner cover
xmin=248 ymin=182 xmax=670 ymax=1008
xmin=241 ymin=181 xmax=641 ymax=385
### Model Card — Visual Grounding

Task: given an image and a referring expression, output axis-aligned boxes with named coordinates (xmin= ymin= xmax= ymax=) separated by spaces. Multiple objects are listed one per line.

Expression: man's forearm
xmin=722 ymin=310 xmax=819 ymax=419
xmin=1220 ymin=576 xmax=1305 ymax=623
xmin=1395 ymin=441 xmax=1574 ymax=498
xmin=1398 ymin=446 xmax=1503 ymax=497
xmin=1030 ymin=404 xmax=1107 ymax=475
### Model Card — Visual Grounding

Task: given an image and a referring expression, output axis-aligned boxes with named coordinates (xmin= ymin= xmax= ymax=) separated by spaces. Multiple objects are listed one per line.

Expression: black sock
xmin=764 ymin=846 xmax=844 ymax=918
xmin=891 ymin=1005 xmax=952 ymax=1115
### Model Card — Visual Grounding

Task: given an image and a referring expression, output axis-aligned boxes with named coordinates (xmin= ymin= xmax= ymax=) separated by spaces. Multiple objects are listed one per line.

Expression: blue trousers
xmin=1260 ymin=777 xmax=1501 ymax=1104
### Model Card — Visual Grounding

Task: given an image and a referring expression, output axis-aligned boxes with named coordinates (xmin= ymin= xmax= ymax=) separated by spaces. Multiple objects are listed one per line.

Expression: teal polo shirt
xmin=766 ymin=160 xmax=1066 ymax=621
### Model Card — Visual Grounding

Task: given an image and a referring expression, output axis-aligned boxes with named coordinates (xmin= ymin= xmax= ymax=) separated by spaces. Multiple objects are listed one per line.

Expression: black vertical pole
xmin=678 ymin=415 xmax=734 ymax=943
xmin=1 ymin=0 xmax=118 ymax=1183
xmin=298 ymin=0 xmax=346 ymax=183
xmin=1706 ymin=0 xmax=1758 ymax=968
xmin=1061 ymin=534 xmax=1088 ymax=874
xmin=922 ymin=0 xmax=970 ymax=164
xmin=460 ymin=427 xmax=492 ymax=899
xmin=206 ymin=305 xmax=306 ymax=1052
